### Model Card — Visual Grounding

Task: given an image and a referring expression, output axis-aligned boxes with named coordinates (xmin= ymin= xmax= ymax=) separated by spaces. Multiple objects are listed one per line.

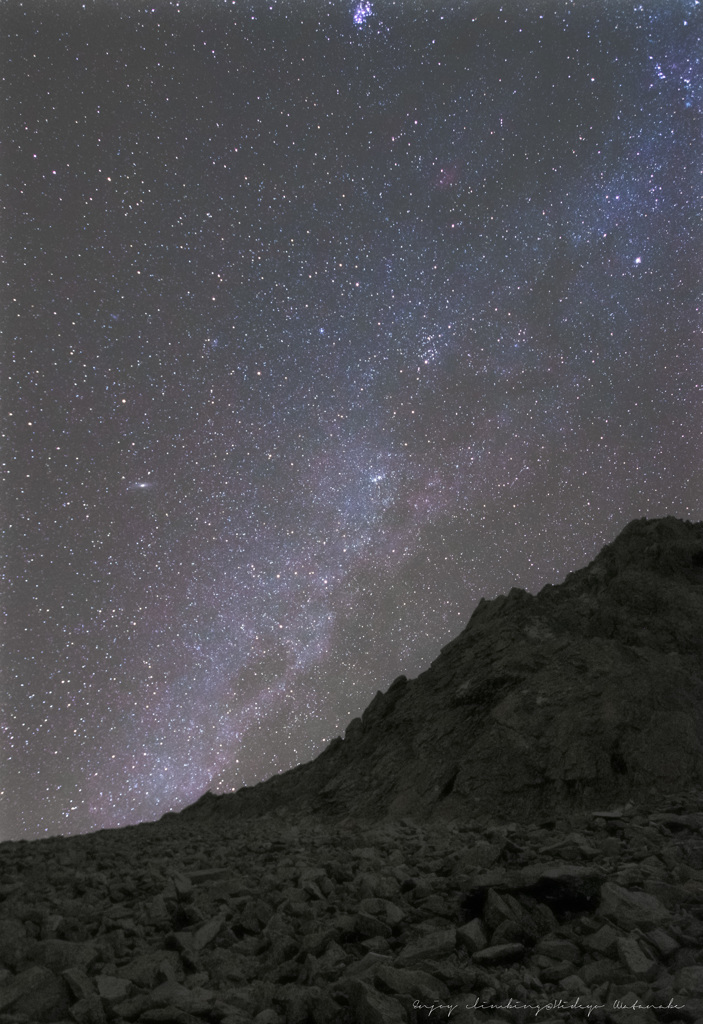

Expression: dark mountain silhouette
xmin=175 ymin=516 xmax=703 ymax=827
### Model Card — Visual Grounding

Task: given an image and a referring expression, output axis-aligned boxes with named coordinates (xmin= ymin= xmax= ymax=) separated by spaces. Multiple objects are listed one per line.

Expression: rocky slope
xmin=2 ymin=792 xmax=703 ymax=1024
xmin=2 ymin=514 xmax=703 ymax=1024
xmin=179 ymin=516 xmax=703 ymax=826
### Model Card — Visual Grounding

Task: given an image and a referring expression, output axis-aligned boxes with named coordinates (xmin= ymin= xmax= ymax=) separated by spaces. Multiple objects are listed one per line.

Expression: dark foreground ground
xmin=1 ymin=791 xmax=703 ymax=1024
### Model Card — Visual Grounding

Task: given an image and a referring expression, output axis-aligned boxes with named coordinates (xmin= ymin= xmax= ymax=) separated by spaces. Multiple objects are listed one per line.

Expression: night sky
xmin=3 ymin=0 xmax=701 ymax=842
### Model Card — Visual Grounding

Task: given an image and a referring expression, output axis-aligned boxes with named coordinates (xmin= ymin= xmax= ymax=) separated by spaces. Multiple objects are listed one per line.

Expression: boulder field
xmin=1 ymin=797 xmax=703 ymax=1023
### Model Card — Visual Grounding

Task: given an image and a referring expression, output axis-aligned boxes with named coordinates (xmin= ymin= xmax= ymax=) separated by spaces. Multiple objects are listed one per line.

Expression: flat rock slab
xmin=598 ymin=882 xmax=671 ymax=929
xmin=395 ymin=928 xmax=457 ymax=965
xmin=472 ymin=942 xmax=525 ymax=964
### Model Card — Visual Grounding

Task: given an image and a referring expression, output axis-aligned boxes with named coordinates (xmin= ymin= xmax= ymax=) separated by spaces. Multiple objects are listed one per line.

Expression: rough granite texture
xmin=2 ymin=515 xmax=702 ymax=1024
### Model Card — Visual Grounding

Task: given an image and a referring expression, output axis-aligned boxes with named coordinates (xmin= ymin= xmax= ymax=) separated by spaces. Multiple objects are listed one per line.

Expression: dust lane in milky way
xmin=3 ymin=0 xmax=702 ymax=841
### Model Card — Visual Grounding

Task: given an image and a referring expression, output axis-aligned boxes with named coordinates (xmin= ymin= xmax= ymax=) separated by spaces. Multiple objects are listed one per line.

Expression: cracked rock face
xmin=2 ymin=515 xmax=703 ymax=1024
xmin=182 ymin=516 xmax=703 ymax=826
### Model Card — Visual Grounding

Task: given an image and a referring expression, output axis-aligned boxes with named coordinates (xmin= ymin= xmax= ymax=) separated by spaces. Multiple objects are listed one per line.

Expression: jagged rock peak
xmin=584 ymin=515 xmax=703 ymax=578
xmin=176 ymin=516 xmax=703 ymax=827
xmin=443 ymin=514 xmax=703 ymax=656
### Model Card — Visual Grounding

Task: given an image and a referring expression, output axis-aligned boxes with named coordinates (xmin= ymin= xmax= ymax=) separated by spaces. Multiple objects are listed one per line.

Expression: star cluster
xmin=3 ymin=0 xmax=701 ymax=841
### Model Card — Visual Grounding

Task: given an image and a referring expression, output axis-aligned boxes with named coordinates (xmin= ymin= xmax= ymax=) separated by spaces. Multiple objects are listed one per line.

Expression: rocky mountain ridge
xmin=178 ymin=516 xmax=703 ymax=826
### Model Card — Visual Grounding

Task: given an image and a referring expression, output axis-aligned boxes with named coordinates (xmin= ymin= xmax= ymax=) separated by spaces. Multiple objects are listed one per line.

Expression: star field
xmin=3 ymin=0 xmax=702 ymax=841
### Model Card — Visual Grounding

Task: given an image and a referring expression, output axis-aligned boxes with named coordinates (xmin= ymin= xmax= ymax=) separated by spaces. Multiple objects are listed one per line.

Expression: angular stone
xmin=31 ymin=938 xmax=100 ymax=973
xmin=172 ymin=873 xmax=193 ymax=898
xmin=282 ymin=984 xmax=320 ymax=1024
xmin=356 ymin=897 xmax=405 ymax=927
xmin=670 ymin=947 xmax=700 ymax=972
xmin=68 ymin=994 xmax=107 ymax=1024
xmin=191 ymin=914 xmax=224 ymax=950
xmin=253 ymin=1011 xmax=283 ymax=1024
xmin=457 ymin=918 xmax=488 ymax=953
xmin=354 ymin=911 xmax=392 ymax=939
xmin=395 ymin=927 xmax=456 ymax=965
xmin=559 ymin=973 xmax=591 ymax=997
xmin=214 ymin=983 xmax=261 ymax=1015
xmin=344 ymin=951 xmax=392 ymax=976
xmin=483 ymin=888 xmax=517 ymax=931
xmin=677 ymin=966 xmax=703 ymax=996
xmin=118 ymin=950 xmax=183 ymax=987
xmin=598 ymin=836 xmax=623 ymax=858
xmin=582 ymin=923 xmax=619 ymax=954
xmin=616 ymin=937 xmax=659 ymax=980
xmin=360 ymin=936 xmax=390 ymax=954
xmin=472 ymin=942 xmax=524 ymax=964
xmin=143 ymin=894 xmax=170 ymax=929
xmin=644 ymin=927 xmax=679 ymax=959
xmin=490 ymin=918 xmax=525 ymax=944
xmin=165 ymin=929 xmax=194 ymax=953
xmin=148 ymin=979 xmax=216 ymax=1015
xmin=535 ymin=937 xmax=581 ymax=962
xmin=300 ymin=926 xmax=340 ymax=957
xmin=468 ymin=868 xmax=509 ymax=891
xmin=540 ymin=960 xmax=579 ymax=983
xmin=598 ymin=883 xmax=671 ymax=929
xmin=515 ymin=894 xmax=559 ymax=939
xmin=578 ymin=959 xmax=621 ymax=986
xmin=310 ymin=939 xmax=347 ymax=979
xmin=112 ymin=992 xmax=152 ymax=1020
xmin=309 ymin=990 xmax=344 ymax=1024
xmin=62 ymin=965 xmax=95 ymax=1001
xmin=415 ymin=893 xmax=455 ymax=919
xmin=301 ymin=878 xmax=325 ymax=900
xmin=95 ymin=974 xmax=133 ymax=1003
xmin=357 ymin=872 xmax=400 ymax=901
xmin=267 ymin=956 xmax=300 ymax=983
xmin=642 ymin=879 xmax=687 ymax=908
xmin=539 ymin=833 xmax=600 ymax=860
